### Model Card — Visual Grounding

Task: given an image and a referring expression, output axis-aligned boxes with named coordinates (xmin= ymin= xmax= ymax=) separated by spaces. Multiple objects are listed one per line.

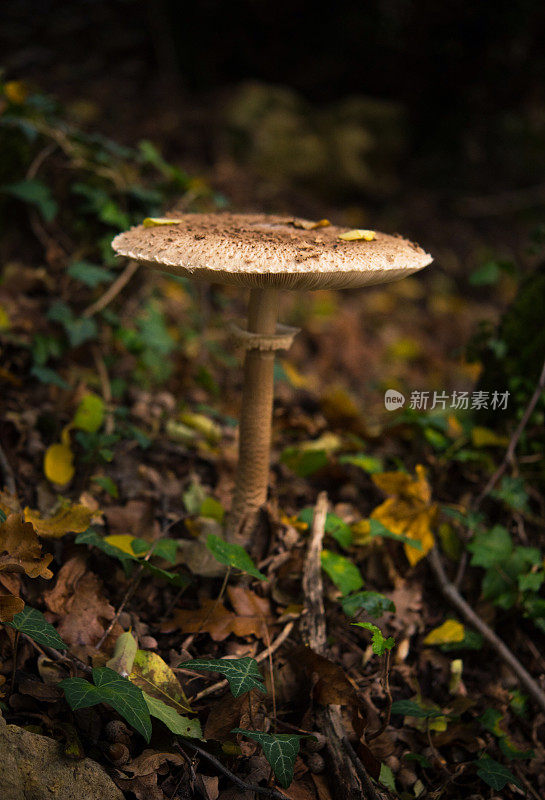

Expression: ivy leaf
xmin=369 ymin=518 xmax=423 ymax=550
xmin=341 ymin=591 xmax=395 ymax=618
xmin=130 ymin=649 xmax=192 ymax=714
xmin=59 ymin=667 xmax=152 ymax=742
xmin=338 ymin=453 xmax=384 ymax=474
xmin=67 ymin=261 xmax=115 ymax=287
xmin=8 ymin=606 xmax=66 ymax=650
xmin=1 ymin=179 xmax=58 ymax=221
xmin=321 ymin=550 xmax=363 ymax=596
xmin=475 ymin=755 xmax=523 ymax=791
xmin=468 ymin=526 xmax=512 ymax=568
xmin=491 ymin=476 xmax=529 ymax=512
xmin=143 ymin=694 xmax=202 ymax=738
xmin=390 ymin=700 xmax=443 ymax=719
xmin=72 ymin=393 xmax=105 ymax=433
xmin=206 ymin=534 xmax=266 ymax=581
xmin=232 ymin=729 xmax=313 ymax=788
xmin=183 ymin=657 xmax=266 ymax=698
xmin=352 ymin=622 xmax=394 ymax=655
xmin=298 ymin=508 xmax=352 ymax=549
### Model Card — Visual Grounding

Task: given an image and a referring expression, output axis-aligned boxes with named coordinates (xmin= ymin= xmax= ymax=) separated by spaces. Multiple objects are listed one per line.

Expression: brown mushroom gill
xmin=112 ymin=213 xmax=433 ymax=545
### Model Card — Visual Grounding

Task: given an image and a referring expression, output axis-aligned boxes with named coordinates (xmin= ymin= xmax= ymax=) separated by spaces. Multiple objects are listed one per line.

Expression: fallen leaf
xmin=291 ymin=647 xmax=359 ymax=707
xmin=0 ymin=594 xmax=24 ymax=622
xmin=0 ymin=514 xmax=53 ymax=579
xmin=44 ymin=443 xmax=74 ymax=485
xmin=44 ymin=555 xmax=115 ymax=647
xmin=142 ymin=217 xmax=182 ymax=227
xmin=371 ymin=465 xmax=438 ymax=565
xmin=130 ymin=649 xmax=192 ymax=714
xmin=290 ymin=218 xmax=331 ymax=230
xmin=24 ymin=504 xmax=94 ymax=538
xmin=424 ymin=620 xmax=465 ymax=645
xmin=338 ymin=229 xmax=376 ymax=241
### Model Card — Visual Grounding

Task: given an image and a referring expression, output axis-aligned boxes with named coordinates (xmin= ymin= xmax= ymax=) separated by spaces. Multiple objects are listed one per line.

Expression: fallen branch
xmin=301 ymin=491 xmax=369 ymax=800
xmin=428 ymin=546 xmax=545 ymax=714
xmin=175 ymin=740 xmax=290 ymax=800
xmin=0 ymin=440 xmax=16 ymax=495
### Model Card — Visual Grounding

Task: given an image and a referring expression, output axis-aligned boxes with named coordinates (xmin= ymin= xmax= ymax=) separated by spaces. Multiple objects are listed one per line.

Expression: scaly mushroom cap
xmin=112 ymin=213 xmax=432 ymax=290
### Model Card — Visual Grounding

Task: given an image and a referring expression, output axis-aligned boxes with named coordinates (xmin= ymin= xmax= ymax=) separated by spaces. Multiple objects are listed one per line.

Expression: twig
xmin=10 ymin=631 xmax=20 ymax=694
xmin=0 ymin=439 xmax=16 ymax=495
xmin=82 ymin=260 xmax=139 ymax=318
xmin=428 ymin=547 xmax=545 ymax=714
xmin=95 ymin=543 xmax=156 ymax=650
xmin=474 ymin=357 xmax=545 ymax=507
xmin=367 ymin=649 xmax=392 ymax=742
xmin=175 ymin=740 xmax=289 ymax=799
xmin=91 ymin=345 xmax=114 ymax=435
xmin=188 ymin=620 xmax=294 ymax=702
xmin=301 ymin=492 xmax=367 ymax=800
xmin=300 ymin=491 xmax=328 ymax=650
xmin=342 ymin=737 xmax=388 ymax=800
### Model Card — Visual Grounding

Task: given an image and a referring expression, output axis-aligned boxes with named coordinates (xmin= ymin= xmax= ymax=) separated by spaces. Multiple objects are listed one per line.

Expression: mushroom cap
xmin=112 ymin=213 xmax=432 ymax=290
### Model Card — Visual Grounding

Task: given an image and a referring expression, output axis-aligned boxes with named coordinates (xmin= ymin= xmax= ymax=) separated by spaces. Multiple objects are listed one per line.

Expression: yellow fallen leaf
xmin=424 ymin=619 xmax=465 ymax=646
xmin=44 ymin=443 xmax=74 ymax=486
xmin=0 ymin=594 xmax=25 ymax=622
xmin=24 ymin=504 xmax=95 ymax=538
xmin=339 ymin=229 xmax=376 ymax=241
xmin=371 ymin=465 xmax=437 ymax=565
xmin=72 ymin=393 xmax=105 ymax=434
xmin=471 ymin=426 xmax=509 ymax=448
xmin=142 ymin=217 xmax=182 ymax=228
xmin=0 ymin=305 xmax=10 ymax=331
xmin=279 ymin=360 xmax=315 ymax=389
xmin=4 ymin=80 xmax=29 ymax=104
xmin=292 ymin=218 xmax=331 ymax=230
xmin=104 ymin=534 xmax=142 ymax=556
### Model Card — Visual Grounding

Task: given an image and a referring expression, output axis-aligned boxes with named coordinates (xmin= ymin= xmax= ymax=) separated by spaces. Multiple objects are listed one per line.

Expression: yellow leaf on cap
xmin=142 ymin=217 xmax=183 ymax=228
xmin=292 ymin=218 xmax=331 ymax=230
xmin=24 ymin=504 xmax=95 ymax=538
xmin=44 ymin=444 xmax=74 ymax=486
xmin=339 ymin=229 xmax=376 ymax=241
xmin=424 ymin=619 xmax=465 ymax=646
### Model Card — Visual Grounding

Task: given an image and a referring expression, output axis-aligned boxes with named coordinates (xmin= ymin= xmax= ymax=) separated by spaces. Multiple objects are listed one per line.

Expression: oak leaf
xmin=24 ymin=504 xmax=94 ymax=538
xmin=44 ymin=555 xmax=115 ymax=647
xmin=371 ymin=465 xmax=438 ymax=565
xmin=0 ymin=514 xmax=53 ymax=579
xmin=0 ymin=594 xmax=24 ymax=622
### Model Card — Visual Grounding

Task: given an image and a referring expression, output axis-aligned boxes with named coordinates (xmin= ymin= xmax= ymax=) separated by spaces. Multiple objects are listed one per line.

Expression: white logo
xmin=385 ymin=389 xmax=406 ymax=411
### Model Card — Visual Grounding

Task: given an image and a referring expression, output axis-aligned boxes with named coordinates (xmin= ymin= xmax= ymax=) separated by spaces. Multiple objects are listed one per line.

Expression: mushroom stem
xmin=228 ymin=287 xmax=280 ymax=543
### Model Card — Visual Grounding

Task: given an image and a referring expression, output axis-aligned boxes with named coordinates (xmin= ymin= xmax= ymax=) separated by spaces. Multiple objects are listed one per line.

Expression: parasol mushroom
xmin=112 ymin=213 xmax=432 ymax=544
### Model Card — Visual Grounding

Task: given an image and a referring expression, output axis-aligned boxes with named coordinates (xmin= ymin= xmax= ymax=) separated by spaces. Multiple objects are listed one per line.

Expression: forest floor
xmin=0 ymin=73 xmax=544 ymax=800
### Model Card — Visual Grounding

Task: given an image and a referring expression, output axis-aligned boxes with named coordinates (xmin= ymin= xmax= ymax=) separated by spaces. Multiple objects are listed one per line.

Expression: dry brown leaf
xmin=24 ymin=504 xmax=95 ymax=538
xmin=291 ymin=647 xmax=358 ymax=707
xmin=164 ymin=587 xmax=275 ymax=642
xmin=0 ymin=514 xmax=53 ymax=579
xmin=105 ymin=500 xmax=158 ymax=539
xmin=44 ymin=555 xmax=115 ymax=647
xmin=0 ymin=594 xmax=24 ymax=622
xmin=371 ymin=465 xmax=438 ymax=565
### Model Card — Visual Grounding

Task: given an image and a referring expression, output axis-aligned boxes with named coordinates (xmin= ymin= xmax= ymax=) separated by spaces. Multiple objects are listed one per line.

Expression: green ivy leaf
xmin=491 ymin=476 xmax=529 ymax=511
xmin=1 ymin=179 xmax=58 ymax=221
xmin=390 ymin=700 xmax=443 ymax=719
xmin=72 ymin=394 xmax=105 ymax=433
xmin=8 ymin=606 xmax=66 ymax=650
xmin=369 ymin=518 xmax=422 ymax=549
xmin=280 ymin=447 xmax=328 ymax=478
xmin=206 ymin=534 xmax=266 ymax=581
xmin=298 ymin=508 xmax=352 ymax=549
xmin=352 ymin=622 xmax=394 ymax=655
xmin=67 ymin=261 xmax=115 ymax=287
xmin=468 ymin=525 xmax=512 ymax=568
xmin=184 ymin=657 xmax=266 ymax=698
xmin=143 ymin=694 xmax=202 ymax=738
xmin=59 ymin=667 xmax=151 ymax=742
xmin=232 ymin=729 xmax=313 ymax=788
xmin=475 ymin=755 xmax=522 ymax=791
xmin=341 ymin=591 xmax=395 ymax=618
xmin=338 ymin=453 xmax=384 ymax=474
xmin=321 ymin=550 xmax=363 ymax=596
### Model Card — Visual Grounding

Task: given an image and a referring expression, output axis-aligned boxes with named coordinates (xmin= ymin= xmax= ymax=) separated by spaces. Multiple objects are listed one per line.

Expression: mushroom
xmin=112 ymin=213 xmax=432 ymax=544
